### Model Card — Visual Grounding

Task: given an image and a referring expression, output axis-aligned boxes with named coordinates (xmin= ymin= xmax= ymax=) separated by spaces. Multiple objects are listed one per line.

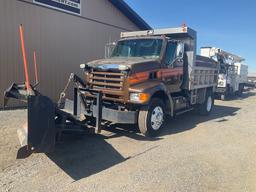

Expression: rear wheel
xmin=138 ymin=98 xmax=165 ymax=137
xmin=199 ymin=91 xmax=214 ymax=116
xmin=237 ymin=84 xmax=244 ymax=97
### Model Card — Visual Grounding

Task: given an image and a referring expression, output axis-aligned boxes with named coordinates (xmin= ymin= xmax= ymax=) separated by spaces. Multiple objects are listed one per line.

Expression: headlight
xmin=130 ymin=93 xmax=150 ymax=103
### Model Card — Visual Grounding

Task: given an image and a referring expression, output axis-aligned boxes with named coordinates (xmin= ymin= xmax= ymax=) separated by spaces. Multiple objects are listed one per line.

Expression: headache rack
xmin=121 ymin=26 xmax=196 ymax=39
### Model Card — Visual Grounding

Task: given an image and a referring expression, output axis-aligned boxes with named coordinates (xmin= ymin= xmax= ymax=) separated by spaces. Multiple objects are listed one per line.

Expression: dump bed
xmin=191 ymin=55 xmax=218 ymax=89
xmin=121 ymin=27 xmax=218 ymax=90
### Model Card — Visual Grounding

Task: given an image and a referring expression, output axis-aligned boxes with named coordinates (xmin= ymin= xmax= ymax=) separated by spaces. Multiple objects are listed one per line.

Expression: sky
xmin=125 ymin=0 xmax=256 ymax=73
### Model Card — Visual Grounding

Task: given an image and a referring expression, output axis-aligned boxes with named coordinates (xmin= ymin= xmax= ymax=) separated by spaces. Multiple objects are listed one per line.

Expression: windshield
xmin=111 ymin=39 xmax=163 ymax=59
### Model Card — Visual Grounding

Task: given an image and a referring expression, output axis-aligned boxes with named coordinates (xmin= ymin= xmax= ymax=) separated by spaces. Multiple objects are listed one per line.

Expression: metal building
xmin=0 ymin=0 xmax=150 ymax=108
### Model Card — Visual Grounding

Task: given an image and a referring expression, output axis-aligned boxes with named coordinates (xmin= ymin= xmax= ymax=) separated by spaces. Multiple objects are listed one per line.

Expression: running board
xmin=175 ymin=108 xmax=194 ymax=116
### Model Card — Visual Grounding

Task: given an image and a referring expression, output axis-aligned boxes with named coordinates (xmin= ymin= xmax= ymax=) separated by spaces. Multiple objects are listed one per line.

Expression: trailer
xmin=4 ymin=25 xmax=218 ymax=158
xmin=201 ymin=47 xmax=248 ymax=100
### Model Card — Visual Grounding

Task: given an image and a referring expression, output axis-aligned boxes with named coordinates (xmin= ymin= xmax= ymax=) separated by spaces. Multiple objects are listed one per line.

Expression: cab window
xmin=165 ymin=42 xmax=177 ymax=66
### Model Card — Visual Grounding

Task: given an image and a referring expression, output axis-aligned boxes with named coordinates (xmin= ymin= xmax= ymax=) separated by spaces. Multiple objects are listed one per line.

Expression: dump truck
xmin=201 ymin=47 xmax=248 ymax=100
xmin=4 ymin=26 xmax=218 ymax=158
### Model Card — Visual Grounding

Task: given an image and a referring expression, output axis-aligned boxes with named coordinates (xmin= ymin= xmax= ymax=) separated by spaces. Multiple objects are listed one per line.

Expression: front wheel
xmin=138 ymin=98 xmax=166 ymax=137
xmin=198 ymin=91 xmax=214 ymax=116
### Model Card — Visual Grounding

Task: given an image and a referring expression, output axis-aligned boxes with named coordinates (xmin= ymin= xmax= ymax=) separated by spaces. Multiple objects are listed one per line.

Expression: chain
xmin=58 ymin=73 xmax=74 ymax=106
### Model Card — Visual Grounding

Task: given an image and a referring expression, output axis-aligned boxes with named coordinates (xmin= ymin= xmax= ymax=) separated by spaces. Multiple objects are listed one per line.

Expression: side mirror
xmin=176 ymin=43 xmax=184 ymax=58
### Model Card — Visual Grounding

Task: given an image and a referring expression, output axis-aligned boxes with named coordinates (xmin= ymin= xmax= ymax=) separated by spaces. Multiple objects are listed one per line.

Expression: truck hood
xmin=87 ymin=57 xmax=161 ymax=74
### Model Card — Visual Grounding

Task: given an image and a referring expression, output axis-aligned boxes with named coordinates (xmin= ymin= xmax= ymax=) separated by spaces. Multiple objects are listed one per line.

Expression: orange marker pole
xmin=19 ymin=24 xmax=31 ymax=91
xmin=33 ymin=51 xmax=39 ymax=84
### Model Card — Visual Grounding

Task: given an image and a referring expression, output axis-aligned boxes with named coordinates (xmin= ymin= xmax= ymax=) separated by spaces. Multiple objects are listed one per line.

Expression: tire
xmin=237 ymin=84 xmax=244 ymax=97
xmin=138 ymin=98 xmax=166 ymax=137
xmin=198 ymin=91 xmax=214 ymax=116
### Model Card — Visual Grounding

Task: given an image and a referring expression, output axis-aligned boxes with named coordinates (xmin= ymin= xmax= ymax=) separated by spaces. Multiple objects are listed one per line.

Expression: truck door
xmin=161 ymin=41 xmax=184 ymax=93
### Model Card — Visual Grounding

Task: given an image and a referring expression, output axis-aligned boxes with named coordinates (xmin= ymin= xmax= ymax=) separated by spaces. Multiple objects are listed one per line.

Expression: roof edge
xmin=108 ymin=0 xmax=152 ymax=30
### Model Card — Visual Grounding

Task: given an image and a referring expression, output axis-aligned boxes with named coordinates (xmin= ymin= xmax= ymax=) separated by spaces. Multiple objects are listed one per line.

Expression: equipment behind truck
xmin=201 ymin=47 xmax=248 ymax=100
xmin=4 ymin=26 xmax=218 ymax=158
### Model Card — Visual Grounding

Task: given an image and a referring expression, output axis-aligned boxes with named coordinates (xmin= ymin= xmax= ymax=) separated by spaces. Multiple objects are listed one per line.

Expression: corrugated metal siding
xmin=0 ymin=0 xmax=140 ymax=108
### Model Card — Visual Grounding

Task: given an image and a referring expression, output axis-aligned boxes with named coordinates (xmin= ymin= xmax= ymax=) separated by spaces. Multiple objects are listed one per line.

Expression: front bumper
xmin=92 ymin=106 xmax=138 ymax=124
xmin=216 ymin=87 xmax=227 ymax=94
xmin=79 ymin=88 xmax=139 ymax=124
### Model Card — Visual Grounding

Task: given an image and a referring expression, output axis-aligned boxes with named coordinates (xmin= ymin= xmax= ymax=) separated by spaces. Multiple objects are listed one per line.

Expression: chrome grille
xmin=89 ymin=70 xmax=124 ymax=90
xmin=88 ymin=69 xmax=126 ymax=101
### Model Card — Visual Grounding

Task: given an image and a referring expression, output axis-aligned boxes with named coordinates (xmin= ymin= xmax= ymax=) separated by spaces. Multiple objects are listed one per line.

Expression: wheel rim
xmin=206 ymin=96 xmax=212 ymax=112
xmin=150 ymin=106 xmax=164 ymax=130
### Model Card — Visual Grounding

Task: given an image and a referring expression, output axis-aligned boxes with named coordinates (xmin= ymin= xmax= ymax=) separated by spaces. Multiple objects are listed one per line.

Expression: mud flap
xmin=17 ymin=95 xmax=56 ymax=159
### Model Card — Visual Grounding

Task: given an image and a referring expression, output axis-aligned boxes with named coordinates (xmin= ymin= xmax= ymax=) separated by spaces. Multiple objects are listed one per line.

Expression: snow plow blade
xmin=17 ymin=95 xmax=56 ymax=159
xmin=3 ymin=80 xmax=97 ymax=159
xmin=4 ymin=83 xmax=57 ymax=159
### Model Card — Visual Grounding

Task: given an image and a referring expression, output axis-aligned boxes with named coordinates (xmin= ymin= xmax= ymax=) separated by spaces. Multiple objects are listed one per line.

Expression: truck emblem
xmin=97 ymin=64 xmax=120 ymax=70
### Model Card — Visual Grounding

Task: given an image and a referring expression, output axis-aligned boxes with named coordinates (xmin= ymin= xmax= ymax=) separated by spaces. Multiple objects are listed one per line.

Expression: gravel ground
xmin=0 ymin=90 xmax=256 ymax=192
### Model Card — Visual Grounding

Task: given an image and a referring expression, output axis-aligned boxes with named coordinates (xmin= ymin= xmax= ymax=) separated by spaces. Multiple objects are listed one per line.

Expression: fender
xmin=129 ymin=80 xmax=174 ymax=116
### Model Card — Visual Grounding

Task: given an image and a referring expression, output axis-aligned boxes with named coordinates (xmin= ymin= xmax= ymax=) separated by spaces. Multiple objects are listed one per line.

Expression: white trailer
xmin=201 ymin=47 xmax=248 ymax=100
